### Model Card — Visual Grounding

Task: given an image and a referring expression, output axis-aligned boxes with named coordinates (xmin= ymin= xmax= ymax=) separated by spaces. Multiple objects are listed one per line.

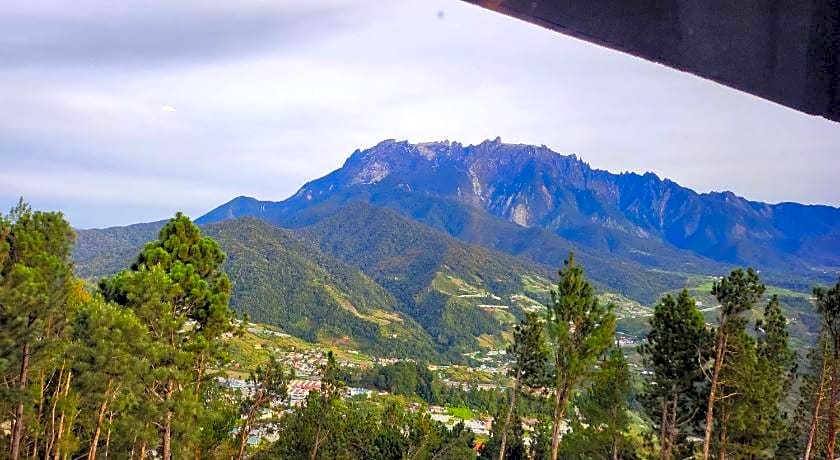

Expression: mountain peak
xmin=197 ymin=138 xmax=840 ymax=275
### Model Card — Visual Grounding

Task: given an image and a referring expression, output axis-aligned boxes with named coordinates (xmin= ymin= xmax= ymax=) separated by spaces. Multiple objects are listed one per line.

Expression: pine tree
xmin=0 ymin=199 xmax=75 ymax=459
xmin=639 ymin=289 xmax=712 ymax=460
xmin=701 ymin=268 xmax=764 ymax=460
xmin=235 ymin=357 xmax=290 ymax=460
xmin=814 ymin=278 xmax=840 ymax=459
xmin=68 ymin=295 xmax=150 ymax=460
xmin=497 ymin=312 xmax=547 ymax=460
xmin=544 ymin=253 xmax=616 ymax=460
xmin=480 ymin=404 xmax=526 ymax=460
xmin=561 ymin=346 xmax=633 ymax=460
xmin=743 ymin=295 xmax=796 ymax=453
xmin=785 ymin=332 xmax=830 ymax=460
xmin=101 ymin=212 xmax=235 ymax=459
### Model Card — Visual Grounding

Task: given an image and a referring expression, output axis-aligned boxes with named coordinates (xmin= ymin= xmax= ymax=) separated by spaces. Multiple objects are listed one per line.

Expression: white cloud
xmin=1 ymin=0 xmax=838 ymax=228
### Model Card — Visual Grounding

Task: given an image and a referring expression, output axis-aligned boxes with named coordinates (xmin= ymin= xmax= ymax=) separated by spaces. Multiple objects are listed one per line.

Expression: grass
xmin=445 ymin=406 xmax=475 ymax=420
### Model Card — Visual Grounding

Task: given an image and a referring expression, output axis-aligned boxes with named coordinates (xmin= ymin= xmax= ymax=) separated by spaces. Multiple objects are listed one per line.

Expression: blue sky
xmin=2 ymin=0 xmax=839 ymax=228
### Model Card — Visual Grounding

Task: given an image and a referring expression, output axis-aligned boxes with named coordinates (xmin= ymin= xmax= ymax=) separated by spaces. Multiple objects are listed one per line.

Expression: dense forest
xmin=1 ymin=200 xmax=839 ymax=459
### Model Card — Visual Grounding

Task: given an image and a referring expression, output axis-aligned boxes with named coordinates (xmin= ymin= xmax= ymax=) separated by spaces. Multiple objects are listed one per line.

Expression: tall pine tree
xmin=101 ymin=212 xmax=234 ymax=459
xmin=701 ymin=268 xmax=764 ymax=460
xmin=0 ymin=199 xmax=75 ymax=459
xmin=638 ymin=289 xmax=712 ymax=460
xmin=544 ymin=253 xmax=616 ymax=460
xmin=814 ymin=278 xmax=840 ymax=459
xmin=497 ymin=312 xmax=547 ymax=460
xmin=561 ymin=346 xmax=633 ymax=460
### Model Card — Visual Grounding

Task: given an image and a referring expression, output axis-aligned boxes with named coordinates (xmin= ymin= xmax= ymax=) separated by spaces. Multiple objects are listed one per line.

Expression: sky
xmin=2 ymin=0 xmax=839 ymax=228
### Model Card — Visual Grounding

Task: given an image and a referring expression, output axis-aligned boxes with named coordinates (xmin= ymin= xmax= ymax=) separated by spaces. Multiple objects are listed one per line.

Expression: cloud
xmin=0 ymin=0 xmax=367 ymax=69
xmin=0 ymin=0 xmax=838 ymax=228
xmin=160 ymin=105 xmax=176 ymax=112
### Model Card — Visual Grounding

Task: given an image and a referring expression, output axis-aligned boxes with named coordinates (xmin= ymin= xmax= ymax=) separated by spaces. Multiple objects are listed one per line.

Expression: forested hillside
xmin=205 ymin=218 xmax=439 ymax=359
xmin=200 ymin=139 xmax=839 ymax=296
xmin=7 ymin=201 xmax=840 ymax=459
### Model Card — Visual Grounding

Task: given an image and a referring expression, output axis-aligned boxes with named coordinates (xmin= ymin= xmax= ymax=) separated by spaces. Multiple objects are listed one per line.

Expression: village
xmin=220 ymin=321 xmax=603 ymax=448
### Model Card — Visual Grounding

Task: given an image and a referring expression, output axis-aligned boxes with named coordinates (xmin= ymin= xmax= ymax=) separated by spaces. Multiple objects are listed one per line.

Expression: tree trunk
xmin=659 ymin=398 xmax=670 ymax=460
xmin=719 ymin=400 xmax=728 ymax=460
xmin=667 ymin=394 xmax=678 ymax=460
xmin=104 ymin=411 xmax=114 ymax=459
xmin=195 ymin=351 xmax=206 ymax=395
xmin=88 ymin=383 xmax=112 ymax=460
xmin=310 ymin=423 xmax=323 ymax=460
xmin=46 ymin=363 xmax=66 ymax=459
xmin=53 ymin=369 xmax=72 ymax=460
xmin=827 ymin=347 xmax=838 ymax=460
xmin=498 ymin=375 xmax=520 ymax=460
xmin=162 ymin=379 xmax=173 ymax=460
xmin=804 ymin=357 xmax=827 ymax=460
xmin=702 ymin=333 xmax=727 ymax=460
xmin=163 ymin=409 xmax=173 ymax=460
xmin=236 ymin=402 xmax=260 ymax=460
xmin=32 ymin=370 xmax=46 ymax=459
xmin=612 ymin=435 xmax=619 ymax=460
xmin=550 ymin=383 xmax=571 ymax=460
xmin=10 ymin=341 xmax=31 ymax=460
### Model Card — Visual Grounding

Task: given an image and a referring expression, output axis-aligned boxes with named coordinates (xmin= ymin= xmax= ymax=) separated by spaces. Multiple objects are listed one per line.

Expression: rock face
xmin=199 ymin=139 xmax=840 ymax=281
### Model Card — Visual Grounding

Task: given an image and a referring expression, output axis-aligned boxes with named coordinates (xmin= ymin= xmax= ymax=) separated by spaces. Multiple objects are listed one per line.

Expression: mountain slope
xmin=74 ymin=218 xmax=439 ymax=359
xmin=74 ymin=220 xmax=166 ymax=278
xmin=294 ymin=201 xmax=559 ymax=351
xmin=199 ymin=139 xmax=839 ymax=289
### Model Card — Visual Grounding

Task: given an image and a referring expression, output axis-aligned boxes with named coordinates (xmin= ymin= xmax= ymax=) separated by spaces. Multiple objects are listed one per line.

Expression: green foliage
xmin=561 ymin=347 xmax=634 ymax=459
xmin=479 ymin=403 xmax=525 ymax=460
xmin=354 ymin=361 xmax=440 ymax=401
xmin=813 ymin=278 xmax=840 ymax=458
xmin=259 ymin=399 xmax=476 ymax=460
xmin=0 ymin=199 xmax=76 ymax=458
xmin=207 ymin=218 xmax=441 ymax=360
xmin=638 ymin=289 xmax=712 ymax=457
xmin=544 ymin=253 xmax=616 ymax=459
xmin=509 ymin=312 xmax=549 ymax=388
xmin=100 ymin=212 xmax=237 ymax=459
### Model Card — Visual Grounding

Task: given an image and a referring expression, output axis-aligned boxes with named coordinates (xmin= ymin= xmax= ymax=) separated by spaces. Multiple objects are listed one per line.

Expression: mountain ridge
xmin=198 ymin=138 xmax=839 ymax=290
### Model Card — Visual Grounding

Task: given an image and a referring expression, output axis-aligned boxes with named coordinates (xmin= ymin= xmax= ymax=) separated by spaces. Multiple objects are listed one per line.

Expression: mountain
xmin=199 ymin=139 xmax=840 ymax=298
xmin=74 ymin=138 xmax=837 ymax=357
xmin=74 ymin=218 xmax=440 ymax=359
xmin=74 ymin=213 xmax=572 ymax=359
xmin=294 ymin=202 xmax=558 ymax=350
xmin=74 ymin=220 xmax=166 ymax=278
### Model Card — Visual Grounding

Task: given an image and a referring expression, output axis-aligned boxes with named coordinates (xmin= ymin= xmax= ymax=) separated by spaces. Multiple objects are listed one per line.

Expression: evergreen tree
xmin=235 ymin=356 xmax=290 ymax=460
xmin=814 ymin=278 xmax=840 ymax=459
xmin=480 ymin=403 xmax=526 ymax=460
xmin=101 ymin=212 xmax=235 ymax=459
xmin=783 ymin=331 xmax=829 ymax=460
xmin=638 ymin=289 xmax=712 ymax=460
xmin=544 ymin=254 xmax=616 ymax=460
xmin=68 ymin=294 xmax=151 ymax=459
xmin=497 ymin=312 xmax=547 ymax=460
xmin=561 ymin=346 xmax=633 ymax=460
xmin=0 ymin=199 xmax=75 ymax=459
xmin=737 ymin=295 xmax=796 ymax=454
xmin=701 ymin=268 xmax=764 ymax=460
xmin=713 ymin=297 xmax=794 ymax=459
